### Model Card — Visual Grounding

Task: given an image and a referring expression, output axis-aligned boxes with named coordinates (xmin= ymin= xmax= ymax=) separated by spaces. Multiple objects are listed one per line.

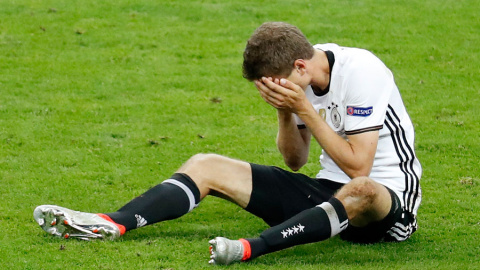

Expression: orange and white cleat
xmin=33 ymin=205 xmax=124 ymax=241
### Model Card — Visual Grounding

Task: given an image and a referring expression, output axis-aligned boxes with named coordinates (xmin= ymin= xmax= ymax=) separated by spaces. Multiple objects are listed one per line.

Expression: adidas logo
xmin=281 ymin=223 xmax=305 ymax=239
xmin=135 ymin=214 xmax=147 ymax=228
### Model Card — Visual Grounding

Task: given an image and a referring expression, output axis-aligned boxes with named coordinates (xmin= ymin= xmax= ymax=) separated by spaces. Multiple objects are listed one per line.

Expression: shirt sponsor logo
xmin=347 ymin=106 xmax=373 ymax=117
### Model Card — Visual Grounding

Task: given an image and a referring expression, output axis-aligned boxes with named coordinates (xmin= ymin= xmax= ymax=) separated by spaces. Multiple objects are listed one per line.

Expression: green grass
xmin=1 ymin=0 xmax=479 ymax=269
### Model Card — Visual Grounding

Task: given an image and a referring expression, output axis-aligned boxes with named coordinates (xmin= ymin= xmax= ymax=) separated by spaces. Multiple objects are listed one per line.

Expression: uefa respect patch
xmin=346 ymin=106 xmax=373 ymax=117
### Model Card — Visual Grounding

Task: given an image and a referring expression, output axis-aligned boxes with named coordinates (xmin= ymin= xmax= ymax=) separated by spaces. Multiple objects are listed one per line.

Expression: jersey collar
xmin=312 ymin=50 xmax=335 ymax=97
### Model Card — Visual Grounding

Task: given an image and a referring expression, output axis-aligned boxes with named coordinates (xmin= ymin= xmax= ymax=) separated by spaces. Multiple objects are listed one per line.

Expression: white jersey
xmin=294 ymin=43 xmax=422 ymax=216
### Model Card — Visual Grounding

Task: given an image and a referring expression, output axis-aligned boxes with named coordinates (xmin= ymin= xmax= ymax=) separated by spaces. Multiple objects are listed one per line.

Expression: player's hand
xmin=255 ymin=77 xmax=309 ymax=114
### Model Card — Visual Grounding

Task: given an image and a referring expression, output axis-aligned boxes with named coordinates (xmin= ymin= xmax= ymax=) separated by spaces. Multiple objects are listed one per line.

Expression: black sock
xmin=247 ymin=197 xmax=348 ymax=259
xmin=106 ymin=173 xmax=200 ymax=231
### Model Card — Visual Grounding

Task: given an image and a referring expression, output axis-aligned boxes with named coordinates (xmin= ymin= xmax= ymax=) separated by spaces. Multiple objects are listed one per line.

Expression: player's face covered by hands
xmin=254 ymin=76 xmax=311 ymax=115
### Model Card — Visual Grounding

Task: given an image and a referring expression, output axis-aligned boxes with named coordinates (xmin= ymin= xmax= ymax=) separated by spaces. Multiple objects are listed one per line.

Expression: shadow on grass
xmin=113 ymin=220 xmax=426 ymax=268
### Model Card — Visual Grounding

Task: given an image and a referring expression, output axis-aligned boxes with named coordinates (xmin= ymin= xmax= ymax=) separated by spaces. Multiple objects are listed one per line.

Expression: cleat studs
xmin=38 ymin=218 xmax=45 ymax=226
xmin=33 ymin=205 xmax=122 ymax=241
xmin=47 ymin=227 xmax=57 ymax=235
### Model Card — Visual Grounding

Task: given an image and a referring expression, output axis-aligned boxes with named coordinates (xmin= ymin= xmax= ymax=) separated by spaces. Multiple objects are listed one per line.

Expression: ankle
xmin=238 ymin=239 xmax=252 ymax=261
xmin=97 ymin=214 xmax=126 ymax=235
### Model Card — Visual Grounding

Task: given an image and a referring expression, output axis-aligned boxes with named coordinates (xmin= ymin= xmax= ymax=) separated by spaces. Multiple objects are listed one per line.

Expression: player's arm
xmin=300 ymin=108 xmax=378 ymax=178
xmin=276 ymin=110 xmax=311 ymax=171
xmin=257 ymin=77 xmax=377 ymax=178
xmin=255 ymin=80 xmax=311 ymax=171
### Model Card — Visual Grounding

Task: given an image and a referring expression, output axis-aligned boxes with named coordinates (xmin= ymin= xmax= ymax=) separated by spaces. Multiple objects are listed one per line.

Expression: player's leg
xmin=176 ymin=153 xmax=253 ymax=207
xmin=34 ymin=153 xmax=254 ymax=240
xmin=104 ymin=154 xmax=340 ymax=233
xmin=105 ymin=153 xmax=253 ymax=231
xmin=209 ymin=176 xmax=393 ymax=264
xmin=335 ymin=176 xmax=392 ymax=227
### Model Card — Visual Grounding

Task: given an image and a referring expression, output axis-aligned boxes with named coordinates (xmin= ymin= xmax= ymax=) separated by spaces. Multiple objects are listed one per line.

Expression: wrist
xmin=277 ymin=109 xmax=293 ymax=119
xmin=295 ymin=102 xmax=317 ymax=119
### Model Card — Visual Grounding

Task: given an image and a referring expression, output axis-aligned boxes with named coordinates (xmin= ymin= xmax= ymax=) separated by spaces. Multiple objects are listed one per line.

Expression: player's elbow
xmin=285 ymin=157 xmax=307 ymax=171
xmin=279 ymin=145 xmax=309 ymax=171
xmin=287 ymin=163 xmax=303 ymax=172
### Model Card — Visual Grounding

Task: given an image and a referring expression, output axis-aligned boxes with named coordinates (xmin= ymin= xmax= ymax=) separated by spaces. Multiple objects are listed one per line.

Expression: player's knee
xmin=186 ymin=153 xmax=222 ymax=169
xmin=183 ymin=153 xmax=234 ymax=175
xmin=337 ymin=177 xmax=389 ymax=226
xmin=177 ymin=153 xmax=223 ymax=187
xmin=349 ymin=177 xmax=377 ymax=198
xmin=337 ymin=177 xmax=377 ymax=207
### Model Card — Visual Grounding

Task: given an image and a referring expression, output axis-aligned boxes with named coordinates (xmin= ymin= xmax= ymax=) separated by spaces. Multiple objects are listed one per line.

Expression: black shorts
xmin=246 ymin=163 xmax=416 ymax=243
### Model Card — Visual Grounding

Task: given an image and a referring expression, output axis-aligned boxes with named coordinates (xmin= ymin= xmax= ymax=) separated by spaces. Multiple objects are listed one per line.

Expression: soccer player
xmin=34 ymin=22 xmax=422 ymax=265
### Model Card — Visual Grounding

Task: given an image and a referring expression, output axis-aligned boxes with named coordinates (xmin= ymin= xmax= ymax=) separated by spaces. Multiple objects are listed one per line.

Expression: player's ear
xmin=293 ymin=59 xmax=307 ymax=74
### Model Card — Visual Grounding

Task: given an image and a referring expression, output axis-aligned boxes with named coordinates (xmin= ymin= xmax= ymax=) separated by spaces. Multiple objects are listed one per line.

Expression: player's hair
xmin=242 ymin=22 xmax=314 ymax=81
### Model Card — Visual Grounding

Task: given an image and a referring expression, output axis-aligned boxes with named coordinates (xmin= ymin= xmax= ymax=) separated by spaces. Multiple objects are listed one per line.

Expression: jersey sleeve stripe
xmin=345 ymin=125 xmax=383 ymax=135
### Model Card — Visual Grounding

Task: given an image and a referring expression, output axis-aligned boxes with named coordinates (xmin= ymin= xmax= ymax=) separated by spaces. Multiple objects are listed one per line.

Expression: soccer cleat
xmin=208 ymin=237 xmax=245 ymax=265
xmin=33 ymin=205 xmax=122 ymax=241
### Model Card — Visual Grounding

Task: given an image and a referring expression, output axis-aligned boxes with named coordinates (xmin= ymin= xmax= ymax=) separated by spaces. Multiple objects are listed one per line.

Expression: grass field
xmin=1 ymin=0 xmax=479 ymax=269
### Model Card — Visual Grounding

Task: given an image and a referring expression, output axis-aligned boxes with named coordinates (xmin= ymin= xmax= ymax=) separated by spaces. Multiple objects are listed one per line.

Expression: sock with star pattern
xmin=245 ymin=197 xmax=348 ymax=260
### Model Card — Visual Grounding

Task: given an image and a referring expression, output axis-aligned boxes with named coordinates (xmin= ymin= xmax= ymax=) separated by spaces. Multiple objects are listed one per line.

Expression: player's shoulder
xmin=313 ymin=43 xmax=367 ymax=55
xmin=313 ymin=43 xmax=341 ymax=52
xmin=314 ymin=43 xmax=380 ymax=61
